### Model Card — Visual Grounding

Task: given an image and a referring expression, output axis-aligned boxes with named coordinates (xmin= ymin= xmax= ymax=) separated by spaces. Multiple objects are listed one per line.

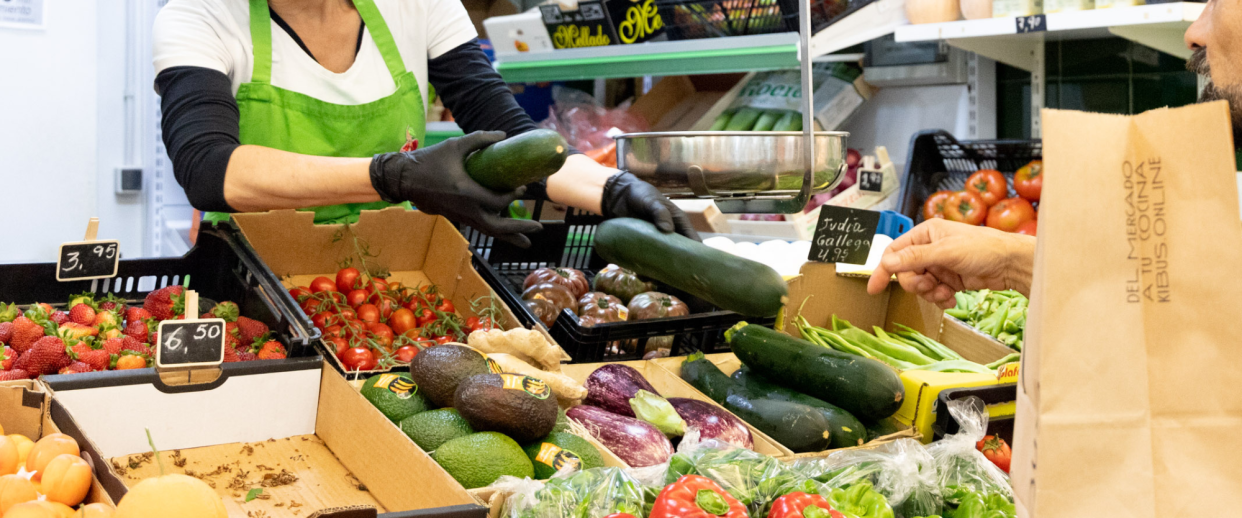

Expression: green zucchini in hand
xmin=593 ymin=218 xmax=788 ymax=317
xmin=732 ymin=365 xmax=867 ymax=448
xmin=464 ymin=129 xmax=569 ymax=191
xmin=727 ymin=323 xmax=904 ymax=422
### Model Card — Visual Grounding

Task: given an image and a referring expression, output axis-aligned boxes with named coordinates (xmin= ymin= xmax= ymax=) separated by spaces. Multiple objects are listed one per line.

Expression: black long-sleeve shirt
xmin=156 ymin=25 xmax=540 ymax=212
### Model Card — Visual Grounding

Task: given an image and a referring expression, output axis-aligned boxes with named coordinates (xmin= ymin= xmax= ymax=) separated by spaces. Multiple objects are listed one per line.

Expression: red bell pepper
xmin=768 ymin=492 xmax=845 ymax=518
xmin=650 ymin=475 xmax=750 ymax=518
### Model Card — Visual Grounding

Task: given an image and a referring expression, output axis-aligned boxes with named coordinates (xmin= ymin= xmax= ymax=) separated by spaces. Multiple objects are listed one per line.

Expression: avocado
xmin=409 ymin=344 xmax=491 ymax=408
xmin=454 ymin=373 xmax=558 ymax=443
xmin=399 ymin=408 xmax=474 ymax=452
xmin=522 ymin=432 xmax=603 ymax=479
xmin=360 ymin=372 xmax=430 ymax=423
xmin=432 ymin=432 xmax=534 ymax=489
xmin=551 ymin=408 xmax=571 ymax=433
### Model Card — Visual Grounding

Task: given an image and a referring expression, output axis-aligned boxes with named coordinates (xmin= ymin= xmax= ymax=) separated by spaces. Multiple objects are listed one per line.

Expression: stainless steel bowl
xmin=615 ymin=131 xmax=849 ymax=198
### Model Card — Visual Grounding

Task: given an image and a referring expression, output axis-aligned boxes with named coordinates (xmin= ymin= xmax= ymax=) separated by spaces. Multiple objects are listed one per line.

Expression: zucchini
xmin=709 ymin=109 xmax=735 ymax=131
xmin=772 ymin=112 xmax=803 ymax=132
xmin=464 ymin=129 xmax=569 ymax=191
xmin=722 ymin=393 xmax=831 ymax=453
xmin=679 ymin=352 xmax=740 ymax=403
xmin=732 ymin=366 xmax=867 ymax=448
xmin=725 ymin=107 xmax=763 ymax=131
xmin=751 ymin=110 xmax=782 ymax=131
xmin=593 ymin=218 xmax=788 ymax=317
xmin=727 ymin=323 xmax=904 ymax=422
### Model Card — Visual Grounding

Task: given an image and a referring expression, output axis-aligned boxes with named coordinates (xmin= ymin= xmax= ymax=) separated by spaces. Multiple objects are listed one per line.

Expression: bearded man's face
xmin=1186 ymin=0 xmax=1242 ymax=147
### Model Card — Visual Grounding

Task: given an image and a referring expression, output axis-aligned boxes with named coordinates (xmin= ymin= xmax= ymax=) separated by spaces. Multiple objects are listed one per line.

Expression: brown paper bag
xmin=1012 ymin=101 xmax=1242 ymax=517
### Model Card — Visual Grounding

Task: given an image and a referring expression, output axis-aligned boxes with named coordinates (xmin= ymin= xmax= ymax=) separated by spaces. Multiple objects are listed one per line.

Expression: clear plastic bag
xmin=663 ymin=434 xmax=815 ymax=516
xmin=503 ymin=467 xmax=654 ymax=518
xmin=924 ymin=398 xmax=1013 ymax=504
xmin=537 ymin=86 xmax=648 ymax=153
xmin=791 ymin=438 xmax=942 ymax=518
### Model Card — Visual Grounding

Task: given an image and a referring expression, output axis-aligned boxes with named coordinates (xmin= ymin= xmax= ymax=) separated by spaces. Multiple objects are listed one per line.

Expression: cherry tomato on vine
xmin=395 ymin=345 xmax=420 ymax=362
xmin=368 ymin=322 xmax=395 ymax=351
xmin=338 ymin=308 xmax=357 ymax=321
xmin=356 ymin=304 xmax=380 ymax=325
xmin=289 ymin=286 xmax=312 ymax=301
xmin=436 ymin=299 xmax=455 ymax=313
xmin=336 ymin=267 xmax=362 ymax=293
xmin=416 ymin=308 xmax=437 ymax=327
xmin=339 ymin=346 xmax=377 ymax=371
xmin=310 ymin=276 xmax=337 ymax=293
xmin=434 ymin=336 xmax=452 ymax=345
xmin=346 ymin=289 xmax=369 ymax=308
xmin=311 ymin=312 xmax=333 ymax=329
xmin=328 ymin=336 xmax=349 ymax=356
xmin=389 ymin=308 xmax=418 ymax=335
xmin=323 ymin=324 xmax=344 ymax=339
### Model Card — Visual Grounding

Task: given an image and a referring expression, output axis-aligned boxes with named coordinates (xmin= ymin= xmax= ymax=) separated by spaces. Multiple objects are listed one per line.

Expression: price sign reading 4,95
xmin=808 ymin=206 xmax=881 ymax=266
xmin=156 ymin=319 xmax=226 ymax=369
xmin=56 ymin=240 xmax=120 ymax=282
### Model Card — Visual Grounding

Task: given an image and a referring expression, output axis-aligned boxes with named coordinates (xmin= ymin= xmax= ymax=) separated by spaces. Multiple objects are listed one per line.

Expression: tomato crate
xmin=898 ymin=130 xmax=1042 ymax=223
xmin=0 ymin=226 xmax=318 ymax=368
xmin=461 ymin=204 xmax=773 ymax=363
xmin=931 ymin=383 xmax=1016 ymax=444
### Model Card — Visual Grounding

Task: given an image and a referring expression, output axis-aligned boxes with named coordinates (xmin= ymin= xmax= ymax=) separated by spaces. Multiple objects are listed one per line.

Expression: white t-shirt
xmin=153 ymin=0 xmax=477 ymax=109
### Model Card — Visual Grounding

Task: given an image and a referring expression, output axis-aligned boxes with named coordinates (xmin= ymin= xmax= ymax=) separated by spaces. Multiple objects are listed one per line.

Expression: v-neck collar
xmin=268 ymin=7 xmax=365 ymax=65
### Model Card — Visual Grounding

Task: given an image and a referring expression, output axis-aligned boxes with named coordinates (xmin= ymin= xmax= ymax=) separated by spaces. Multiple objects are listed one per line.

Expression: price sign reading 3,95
xmin=56 ymin=240 xmax=120 ymax=282
xmin=156 ymin=319 xmax=227 ymax=369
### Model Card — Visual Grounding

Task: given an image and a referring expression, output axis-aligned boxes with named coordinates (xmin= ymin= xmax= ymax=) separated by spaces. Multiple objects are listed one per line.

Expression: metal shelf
xmin=893 ymin=2 xmax=1203 ymax=71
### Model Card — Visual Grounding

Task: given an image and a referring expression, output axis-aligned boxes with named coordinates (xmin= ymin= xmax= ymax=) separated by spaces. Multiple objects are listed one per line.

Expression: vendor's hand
xmin=601 ymin=172 xmax=701 ymax=241
xmin=866 ymin=219 xmax=1035 ymax=308
xmin=370 ymin=131 xmax=542 ymax=248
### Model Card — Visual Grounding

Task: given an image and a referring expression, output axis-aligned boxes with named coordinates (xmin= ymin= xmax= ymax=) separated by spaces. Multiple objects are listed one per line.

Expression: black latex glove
xmin=371 ymin=131 xmax=542 ymax=247
xmin=601 ymin=172 xmax=701 ymax=241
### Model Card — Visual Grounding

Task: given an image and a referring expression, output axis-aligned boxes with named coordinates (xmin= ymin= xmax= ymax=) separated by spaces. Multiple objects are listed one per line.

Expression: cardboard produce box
xmin=777 ymin=262 xmax=1018 ymax=443
xmin=650 ymin=353 xmax=917 ymax=459
xmin=0 ymin=380 xmax=114 ymax=508
xmin=630 ymin=74 xmax=749 ymax=131
xmin=560 ymin=360 xmax=792 ymax=457
xmin=232 ymin=208 xmax=543 ymax=378
xmin=42 ymin=358 xmax=485 ymax=517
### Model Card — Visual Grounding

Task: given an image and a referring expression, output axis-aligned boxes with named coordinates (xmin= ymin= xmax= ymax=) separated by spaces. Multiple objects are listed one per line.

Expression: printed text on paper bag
xmin=1123 ymin=158 xmax=1170 ymax=303
xmin=809 ymin=206 xmax=880 ymax=265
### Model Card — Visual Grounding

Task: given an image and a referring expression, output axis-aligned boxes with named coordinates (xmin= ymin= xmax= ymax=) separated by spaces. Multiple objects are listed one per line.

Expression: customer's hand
xmin=867 ymin=219 xmax=1036 ymax=308
xmin=371 ymin=131 xmax=542 ymax=247
xmin=601 ymin=172 xmax=701 ymax=241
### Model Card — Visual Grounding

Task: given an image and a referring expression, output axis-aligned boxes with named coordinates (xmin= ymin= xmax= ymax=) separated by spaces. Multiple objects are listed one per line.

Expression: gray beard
xmin=1188 ymin=48 xmax=1242 ymax=149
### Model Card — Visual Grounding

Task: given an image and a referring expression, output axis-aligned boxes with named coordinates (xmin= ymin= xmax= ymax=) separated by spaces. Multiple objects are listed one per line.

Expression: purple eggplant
xmin=667 ymin=397 xmax=754 ymax=450
xmin=584 ymin=364 xmax=660 ymax=417
xmin=567 ymin=405 xmax=673 ymax=467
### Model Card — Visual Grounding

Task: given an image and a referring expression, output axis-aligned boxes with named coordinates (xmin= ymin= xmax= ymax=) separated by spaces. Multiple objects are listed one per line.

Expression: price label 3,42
xmin=56 ymin=240 xmax=120 ymax=282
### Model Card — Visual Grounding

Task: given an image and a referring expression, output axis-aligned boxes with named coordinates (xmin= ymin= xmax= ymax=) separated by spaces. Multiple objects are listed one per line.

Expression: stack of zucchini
xmin=710 ymin=108 xmax=805 ymax=131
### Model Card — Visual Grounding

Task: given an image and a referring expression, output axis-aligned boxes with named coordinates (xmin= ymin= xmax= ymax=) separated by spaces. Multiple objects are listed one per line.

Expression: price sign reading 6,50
xmin=56 ymin=240 xmax=120 ymax=281
xmin=156 ymin=319 xmax=227 ymax=369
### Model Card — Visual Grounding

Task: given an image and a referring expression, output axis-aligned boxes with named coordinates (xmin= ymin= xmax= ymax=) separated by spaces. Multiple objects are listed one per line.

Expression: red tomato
xmin=923 ymin=190 xmax=953 ymax=220
xmin=346 ymin=289 xmax=369 ymax=308
xmin=944 ymin=191 xmax=987 ymax=225
xmin=965 ymin=169 xmax=1007 ymax=207
xmin=402 ymin=300 xmax=423 ymax=313
xmin=339 ymin=347 xmax=377 ymax=371
xmin=335 ymin=267 xmax=362 ymax=293
xmin=376 ymin=296 xmax=398 ymax=320
xmin=416 ymin=308 xmax=437 ymax=327
xmin=434 ymin=336 xmax=452 ymax=345
xmin=311 ymin=312 xmax=333 ymax=329
xmin=328 ymin=336 xmax=349 ymax=356
xmin=310 ymin=276 xmax=338 ymax=293
xmin=365 ymin=278 xmax=390 ymax=296
xmin=436 ymin=299 xmax=455 ymax=313
xmin=402 ymin=328 xmax=423 ymax=341
xmin=289 ymin=286 xmax=312 ymax=301
xmin=977 ymin=435 xmax=1012 ymax=473
xmin=389 ymin=308 xmax=418 ymax=335
xmin=323 ymin=324 xmax=344 ymax=339
xmin=394 ymin=345 xmax=420 ymax=362
xmin=465 ymin=316 xmax=479 ymax=329
xmin=356 ymin=304 xmax=380 ymax=324
xmin=338 ymin=308 xmax=357 ymax=321
xmin=986 ymin=197 xmax=1037 ymax=232
xmin=342 ymin=320 xmax=368 ymax=340
xmin=368 ymin=323 xmax=395 ymax=350
xmin=1015 ymin=219 xmax=1037 ymax=236
xmin=1014 ymin=160 xmax=1042 ymax=201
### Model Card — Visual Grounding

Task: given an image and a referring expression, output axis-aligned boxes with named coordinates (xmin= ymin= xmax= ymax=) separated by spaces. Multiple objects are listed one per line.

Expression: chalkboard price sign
xmin=56 ymin=240 xmax=120 ymax=282
xmin=858 ymin=170 xmax=884 ymax=193
xmin=808 ymin=206 xmax=881 ymax=265
xmin=156 ymin=318 xmax=227 ymax=369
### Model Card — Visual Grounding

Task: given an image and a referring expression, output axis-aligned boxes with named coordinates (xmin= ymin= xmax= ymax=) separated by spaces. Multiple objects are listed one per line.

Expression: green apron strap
xmin=249 ymin=0 xmax=274 ymax=84
xmin=353 ymin=0 xmax=408 ymax=80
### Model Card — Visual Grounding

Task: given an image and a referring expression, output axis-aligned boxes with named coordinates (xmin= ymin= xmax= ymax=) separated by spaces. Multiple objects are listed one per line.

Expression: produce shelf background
xmin=462 ymin=203 xmax=773 ymax=363
xmin=896 ymin=130 xmax=1042 ymax=223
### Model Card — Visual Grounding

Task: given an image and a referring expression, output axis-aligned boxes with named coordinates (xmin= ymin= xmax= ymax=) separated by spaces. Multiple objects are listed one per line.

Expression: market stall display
xmin=944 ymin=291 xmax=1026 ymax=352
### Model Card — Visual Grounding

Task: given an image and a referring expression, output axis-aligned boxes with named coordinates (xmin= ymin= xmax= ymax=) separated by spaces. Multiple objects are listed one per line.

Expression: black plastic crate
xmin=656 ymin=0 xmax=865 ymax=40
xmin=463 ymin=203 xmax=771 ymax=363
xmin=0 ymin=227 xmax=315 ymax=359
xmin=932 ymin=383 xmax=1016 ymax=444
xmin=897 ymin=130 xmax=1042 ymax=223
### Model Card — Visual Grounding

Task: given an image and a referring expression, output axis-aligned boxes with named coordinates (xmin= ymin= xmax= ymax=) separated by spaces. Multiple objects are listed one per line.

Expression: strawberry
xmin=59 ymin=362 xmax=96 ymax=374
xmin=236 ymin=316 xmax=269 ymax=344
xmin=27 ymin=303 xmax=53 ymax=316
xmin=69 ymin=342 xmax=93 ymax=357
xmin=50 ymin=311 xmax=69 ymax=325
xmin=115 ymin=354 xmax=147 ymax=370
xmin=97 ymin=324 xmax=123 ymax=340
xmin=0 ymin=303 xmax=19 ymax=323
xmin=58 ymin=323 xmax=98 ymax=342
xmin=68 ymin=304 xmax=96 ymax=326
xmin=223 ymin=346 xmax=240 ymax=363
xmin=121 ymin=340 xmax=152 ymax=357
xmin=101 ymin=337 xmax=125 ymax=356
xmin=125 ymin=307 xmax=151 ymax=323
xmin=22 ymin=336 xmax=71 ymax=376
xmin=78 ymin=349 xmax=112 ymax=371
xmin=254 ymin=338 xmax=286 ymax=360
xmin=122 ymin=319 xmax=150 ymax=343
xmin=208 ymin=301 xmax=240 ymax=322
xmin=237 ymin=351 xmax=258 ymax=362
xmin=1 ymin=346 xmax=13 ymax=370
xmin=67 ymin=292 xmax=96 ymax=309
xmin=0 ymin=369 xmax=31 ymax=381
xmin=92 ymin=310 xmax=119 ymax=328
xmin=97 ymin=293 xmax=127 ymax=315
xmin=9 ymin=317 xmax=46 ymax=354
xmin=143 ymin=285 xmax=185 ymax=321
xmin=0 ymin=322 xmax=12 ymax=344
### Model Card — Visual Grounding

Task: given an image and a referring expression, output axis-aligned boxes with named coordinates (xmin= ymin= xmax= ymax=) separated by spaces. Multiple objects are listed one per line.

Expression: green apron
xmin=205 ymin=0 xmax=425 ymax=224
